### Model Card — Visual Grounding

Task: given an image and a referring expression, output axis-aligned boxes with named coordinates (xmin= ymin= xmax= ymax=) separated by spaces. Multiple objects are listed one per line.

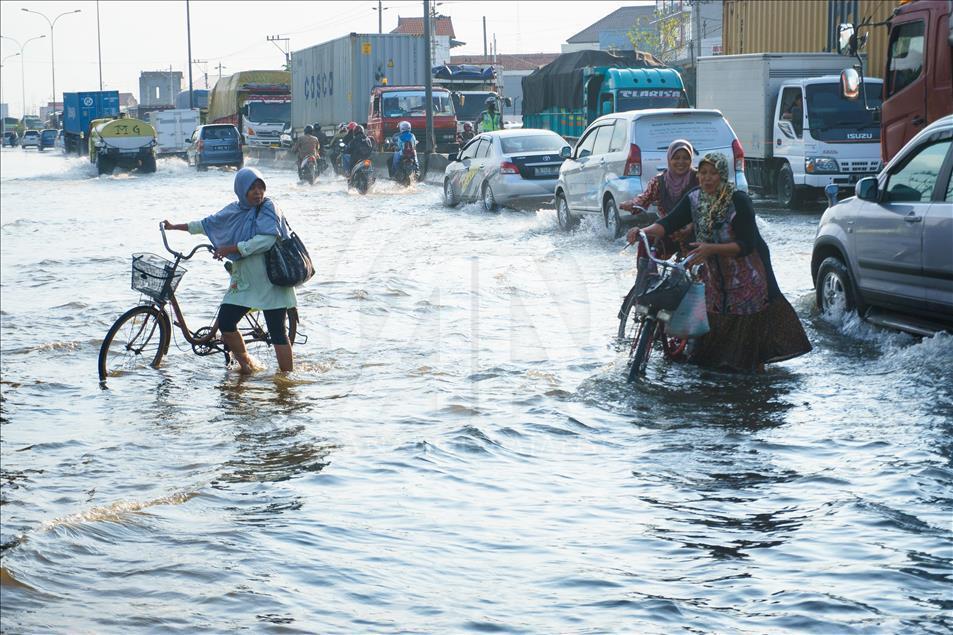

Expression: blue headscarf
xmin=200 ymin=167 xmax=287 ymax=261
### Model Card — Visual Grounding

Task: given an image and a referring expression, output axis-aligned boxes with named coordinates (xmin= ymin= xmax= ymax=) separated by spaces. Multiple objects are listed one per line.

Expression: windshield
xmin=246 ymin=101 xmax=291 ymax=124
xmin=806 ymin=82 xmax=882 ymax=142
xmin=501 ymin=134 xmax=567 ymax=154
xmin=381 ymin=91 xmax=454 ymax=117
xmin=616 ymin=89 xmax=684 ymax=112
xmin=454 ymin=93 xmax=493 ymax=121
xmin=634 ymin=116 xmax=733 ymax=152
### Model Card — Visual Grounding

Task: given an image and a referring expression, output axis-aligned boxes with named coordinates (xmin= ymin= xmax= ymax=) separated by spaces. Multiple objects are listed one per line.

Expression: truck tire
xmin=777 ymin=164 xmax=803 ymax=209
xmin=97 ymin=156 xmax=113 ymax=175
xmin=139 ymin=155 xmax=157 ymax=173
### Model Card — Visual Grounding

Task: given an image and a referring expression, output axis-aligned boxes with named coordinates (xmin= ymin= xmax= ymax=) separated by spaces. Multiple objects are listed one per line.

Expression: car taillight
xmin=500 ymin=161 xmax=519 ymax=175
xmin=732 ymin=138 xmax=745 ymax=173
xmin=623 ymin=143 xmax=642 ymax=176
xmin=197 ymin=140 xmax=204 ymax=151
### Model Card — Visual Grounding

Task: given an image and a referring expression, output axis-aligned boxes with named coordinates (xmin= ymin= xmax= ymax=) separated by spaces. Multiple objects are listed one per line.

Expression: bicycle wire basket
xmin=131 ymin=253 xmax=186 ymax=302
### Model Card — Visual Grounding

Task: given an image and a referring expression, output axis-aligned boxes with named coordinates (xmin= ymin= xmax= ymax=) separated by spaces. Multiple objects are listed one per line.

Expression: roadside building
xmin=448 ymin=53 xmax=560 ymax=123
xmin=119 ymin=92 xmax=138 ymax=113
xmin=722 ymin=0 xmax=895 ymax=78
xmin=562 ymin=5 xmax=657 ymax=53
xmin=391 ymin=15 xmax=463 ymax=65
xmin=139 ymin=70 xmax=183 ymax=107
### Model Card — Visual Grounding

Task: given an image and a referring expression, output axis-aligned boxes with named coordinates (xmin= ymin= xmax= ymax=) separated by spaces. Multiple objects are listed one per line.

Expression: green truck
xmin=522 ymin=50 xmax=688 ymax=140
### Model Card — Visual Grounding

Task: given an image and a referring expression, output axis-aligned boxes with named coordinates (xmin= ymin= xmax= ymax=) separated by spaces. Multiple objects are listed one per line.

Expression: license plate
xmin=536 ymin=166 xmax=558 ymax=176
xmin=213 ymin=145 xmax=228 ymax=151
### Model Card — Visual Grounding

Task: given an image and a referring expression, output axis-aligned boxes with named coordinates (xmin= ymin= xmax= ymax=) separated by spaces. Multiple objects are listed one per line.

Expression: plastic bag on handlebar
xmin=636 ymin=266 xmax=691 ymax=312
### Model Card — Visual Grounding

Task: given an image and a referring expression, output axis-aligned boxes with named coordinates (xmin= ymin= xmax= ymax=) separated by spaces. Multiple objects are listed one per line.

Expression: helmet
xmin=338 ymin=122 xmax=347 ymax=132
xmin=398 ymin=120 xmax=411 ymax=133
xmin=485 ymin=96 xmax=496 ymax=105
xmin=355 ymin=125 xmax=365 ymax=136
xmin=304 ymin=125 xmax=313 ymax=135
xmin=347 ymin=121 xmax=358 ymax=132
xmin=463 ymin=121 xmax=473 ymax=131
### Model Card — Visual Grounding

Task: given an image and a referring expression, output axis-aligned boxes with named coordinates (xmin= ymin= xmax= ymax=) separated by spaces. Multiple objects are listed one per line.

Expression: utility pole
xmin=192 ymin=59 xmax=208 ymax=90
xmin=694 ymin=0 xmax=703 ymax=63
xmin=186 ymin=0 xmax=194 ymax=109
xmin=266 ymin=35 xmax=290 ymax=68
xmin=482 ymin=17 xmax=487 ymax=56
xmin=169 ymin=64 xmax=174 ymax=106
xmin=96 ymin=0 xmax=103 ymax=90
xmin=423 ymin=0 xmax=433 ymax=175
xmin=216 ymin=62 xmax=226 ymax=81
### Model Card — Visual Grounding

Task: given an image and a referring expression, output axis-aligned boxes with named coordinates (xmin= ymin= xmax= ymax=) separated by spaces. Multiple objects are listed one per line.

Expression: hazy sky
xmin=0 ymin=0 xmax=650 ymax=116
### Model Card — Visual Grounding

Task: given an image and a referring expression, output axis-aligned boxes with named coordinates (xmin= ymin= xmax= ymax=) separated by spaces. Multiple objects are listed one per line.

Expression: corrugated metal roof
xmin=392 ymin=16 xmax=456 ymax=37
xmin=567 ymin=5 xmax=656 ymax=43
xmin=449 ymin=53 xmax=561 ymax=71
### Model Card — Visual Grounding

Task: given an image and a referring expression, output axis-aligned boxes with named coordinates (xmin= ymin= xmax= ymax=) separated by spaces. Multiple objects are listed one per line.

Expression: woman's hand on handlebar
xmin=162 ymin=220 xmax=188 ymax=231
xmin=619 ymin=201 xmax=646 ymax=214
xmin=627 ymin=223 xmax=665 ymax=244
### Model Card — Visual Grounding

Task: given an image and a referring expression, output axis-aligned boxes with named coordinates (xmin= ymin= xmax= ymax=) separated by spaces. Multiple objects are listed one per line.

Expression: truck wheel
xmin=140 ymin=155 xmax=157 ymax=173
xmin=816 ymin=256 xmax=863 ymax=318
xmin=555 ymin=192 xmax=578 ymax=231
xmin=97 ymin=156 xmax=113 ymax=175
xmin=777 ymin=164 xmax=803 ymax=209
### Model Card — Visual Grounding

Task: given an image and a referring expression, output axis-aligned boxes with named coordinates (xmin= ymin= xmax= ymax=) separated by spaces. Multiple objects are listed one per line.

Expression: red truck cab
xmin=366 ymin=86 xmax=458 ymax=153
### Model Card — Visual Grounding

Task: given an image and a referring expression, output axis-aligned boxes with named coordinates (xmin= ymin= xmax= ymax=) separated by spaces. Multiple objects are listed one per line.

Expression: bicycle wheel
xmin=98 ymin=305 xmax=170 ymax=382
xmin=241 ymin=309 xmax=298 ymax=347
xmin=627 ymin=316 xmax=658 ymax=381
xmin=617 ymin=291 xmax=640 ymax=340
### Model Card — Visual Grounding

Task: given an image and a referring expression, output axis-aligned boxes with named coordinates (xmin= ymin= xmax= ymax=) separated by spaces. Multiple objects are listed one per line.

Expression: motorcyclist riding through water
xmin=390 ymin=120 xmax=418 ymax=178
xmin=343 ymin=124 xmax=372 ymax=173
xmin=292 ymin=126 xmax=320 ymax=164
xmin=475 ymin=96 xmax=503 ymax=132
xmin=458 ymin=121 xmax=475 ymax=144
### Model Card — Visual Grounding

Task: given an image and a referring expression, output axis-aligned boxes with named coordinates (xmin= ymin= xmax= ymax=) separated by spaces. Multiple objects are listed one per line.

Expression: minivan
xmin=186 ymin=124 xmax=243 ymax=170
xmin=554 ymin=109 xmax=748 ymax=238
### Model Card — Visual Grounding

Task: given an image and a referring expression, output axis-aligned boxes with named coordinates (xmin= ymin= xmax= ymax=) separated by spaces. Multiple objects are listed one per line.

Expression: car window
xmin=886 ymin=20 xmax=924 ymax=97
xmin=885 ymin=139 xmax=951 ymax=203
xmin=460 ymin=138 xmax=480 ymax=160
xmin=946 ymin=168 xmax=953 ymax=202
xmin=203 ymin=127 xmax=237 ymax=140
xmin=591 ymin=125 xmax=613 ymax=156
xmin=477 ymin=138 xmax=493 ymax=158
xmin=500 ymin=134 xmax=566 ymax=154
xmin=575 ymin=127 xmax=600 ymax=158
xmin=608 ymin=120 xmax=628 ymax=153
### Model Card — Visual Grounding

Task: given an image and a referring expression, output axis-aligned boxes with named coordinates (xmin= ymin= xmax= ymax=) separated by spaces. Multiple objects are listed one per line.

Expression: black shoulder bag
xmin=255 ymin=204 xmax=315 ymax=287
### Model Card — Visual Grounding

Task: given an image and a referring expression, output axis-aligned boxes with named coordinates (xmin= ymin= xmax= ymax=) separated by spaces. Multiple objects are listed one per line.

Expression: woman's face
xmin=669 ymin=148 xmax=691 ymax=175
xmin=246 ymin=180 xmax=265 ymax=207
xmin=698 ymin=162 xmax=722 ymax=194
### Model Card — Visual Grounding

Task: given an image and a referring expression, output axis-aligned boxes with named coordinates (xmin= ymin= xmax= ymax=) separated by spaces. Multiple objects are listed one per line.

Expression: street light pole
xmin=0 ymin=34 xmax=45 ymax=117
xmin=2 ymin=52 xmax=21 ymax=120
xmin=22 ymin=8 xmax=82 ymax=124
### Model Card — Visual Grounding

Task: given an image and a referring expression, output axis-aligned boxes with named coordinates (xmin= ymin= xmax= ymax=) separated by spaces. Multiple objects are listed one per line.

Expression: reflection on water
xmin=1 ymin=149 xmax=951 ymax=632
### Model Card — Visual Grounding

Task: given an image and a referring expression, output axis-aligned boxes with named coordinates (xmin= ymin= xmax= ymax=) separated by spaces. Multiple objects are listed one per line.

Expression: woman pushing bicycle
xmin=163 ymin=167 xmax=296 ymax=373
xmin=629 ymin=152 xmax=811 ymax=372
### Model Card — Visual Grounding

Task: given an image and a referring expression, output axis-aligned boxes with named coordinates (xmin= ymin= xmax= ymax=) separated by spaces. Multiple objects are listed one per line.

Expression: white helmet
xmin=398 ymin=120 xmax=411 ymax=133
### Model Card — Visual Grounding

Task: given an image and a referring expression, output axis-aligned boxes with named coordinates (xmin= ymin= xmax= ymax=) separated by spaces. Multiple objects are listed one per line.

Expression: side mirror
xmin=824 ymin=183 xmax=839 ymax=207
xmin=448 ymin=152 xmax=458 ymax=162
xmin=185 ymin=136 xmax=191 ymax=143
xmin=855 ymin=177 xmax=878 ymax=201
xmin=559 ymin=146 xmax=571 ymax=159
xmin=503 ymin=97 xmax=512 ymax=107
xmin=841 ymin=68 xmax=861 ymax=100
xmin=838 ymin=23 xmax=856 ymax=56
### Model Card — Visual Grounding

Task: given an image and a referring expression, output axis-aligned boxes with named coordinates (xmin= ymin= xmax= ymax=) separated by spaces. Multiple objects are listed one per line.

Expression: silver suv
xmin=812 ymin=115 xmax=953 ymax=335
xmin=554 ymin=108 xmax=748 ymax=238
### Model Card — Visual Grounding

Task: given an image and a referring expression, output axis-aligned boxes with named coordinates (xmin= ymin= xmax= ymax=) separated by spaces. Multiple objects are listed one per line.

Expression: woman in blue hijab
xmin=163 ymin=167 xmax=296 ymax=373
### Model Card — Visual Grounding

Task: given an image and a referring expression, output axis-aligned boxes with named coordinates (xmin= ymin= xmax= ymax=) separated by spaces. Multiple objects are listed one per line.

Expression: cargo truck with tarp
xmin=62 ymin=91 xmax=120 ymax=154
xmin=208 ymin=70 xmax=291 ymax=153
xmin=521 ymin=50 xmax=688 ymax=140
xmin=432 ymin=64 xmax=511 ymax=135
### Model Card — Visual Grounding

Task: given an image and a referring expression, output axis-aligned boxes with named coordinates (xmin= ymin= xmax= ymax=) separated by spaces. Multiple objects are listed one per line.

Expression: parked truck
xmin=521 ymin=50 xmax=687 ymax=140
xmin=697 ymin=53 xmax=883 ymax=208
xmin=208 ymin=70 xmax=291 ymax=154
xmin=62 ymin=91 xmax=120 ymax=155
xmin=291 ymin=32 xmax=427 ymax=135
xmin=88 ymin=115 xmax=157 ymax=174
xmin=433 ymin=64 xmax=511 ymax=134
xmin=836 ymin=0 xmax=952 ymax=162
xmin=148 ymin=109 xmax=200 ymax=157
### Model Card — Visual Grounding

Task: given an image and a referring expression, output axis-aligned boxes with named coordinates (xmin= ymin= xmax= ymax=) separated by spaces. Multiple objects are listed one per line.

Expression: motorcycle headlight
xmin=806 ymin=157 xmax=839 ymax=173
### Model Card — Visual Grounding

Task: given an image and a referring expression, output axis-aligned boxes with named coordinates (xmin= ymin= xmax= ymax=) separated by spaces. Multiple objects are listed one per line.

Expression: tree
xmin=627 ymin=8 xmax=687 ymax=63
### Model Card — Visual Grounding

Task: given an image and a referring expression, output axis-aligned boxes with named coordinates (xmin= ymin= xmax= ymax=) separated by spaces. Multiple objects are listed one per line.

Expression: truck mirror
xmin=840 ymin=68 xmax=861 ymax=100
xmin=855 ymin=177 xmax=878 ymax=201
xmin=838 ymin=23 xmax=856 ymax=56
xmin=504 ymin=97 xmax=512 ymax=107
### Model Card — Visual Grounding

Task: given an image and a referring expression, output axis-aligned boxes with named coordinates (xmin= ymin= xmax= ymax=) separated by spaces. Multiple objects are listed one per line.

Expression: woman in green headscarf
xmin=630 ymin=152 xmax=811 ymax=371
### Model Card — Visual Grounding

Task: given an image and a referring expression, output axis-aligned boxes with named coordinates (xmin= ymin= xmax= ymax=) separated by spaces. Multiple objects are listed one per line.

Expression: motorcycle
xmin=348 ymin=158 xmax=375 ymax=195
xmin=393 ymin=141 xmax=420 ymax=187
xmin=298 ymin=154 xmax=317 ymax=185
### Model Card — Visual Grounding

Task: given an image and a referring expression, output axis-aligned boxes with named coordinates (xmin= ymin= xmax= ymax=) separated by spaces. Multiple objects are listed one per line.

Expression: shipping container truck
xmin=836 ymin=0 xmax=952 ymax=162
xmin=208 ymin=70 xmax=291 ymax=153
xmin=148 ymin=109 xmax=200 ymax=156
xmin=62 ymin=91 xmax=120 ymax=154
xmin=697 ymin=53 xmax=883 ymax=208
xmin=88 ymin=115 xmax=157 ymax=174
xmin=521 ymin=50 xmax=687 ymax=140
xmin=290 ymin=33 xmax=426 ymax=134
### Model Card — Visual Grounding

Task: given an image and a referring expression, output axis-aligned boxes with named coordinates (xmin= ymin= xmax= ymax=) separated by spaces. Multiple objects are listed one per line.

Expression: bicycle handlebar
xmin=159 ymin=222 xmax=213 ymax=260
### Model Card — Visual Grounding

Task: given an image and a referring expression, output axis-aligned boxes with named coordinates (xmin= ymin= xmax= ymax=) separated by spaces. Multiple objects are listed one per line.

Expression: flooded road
xmin=2 ymin=149 xmax=951 ymax=633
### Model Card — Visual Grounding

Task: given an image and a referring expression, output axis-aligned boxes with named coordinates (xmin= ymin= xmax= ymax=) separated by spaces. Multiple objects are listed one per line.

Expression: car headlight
xmin=806 ymin=157 xmax=839 ymax=173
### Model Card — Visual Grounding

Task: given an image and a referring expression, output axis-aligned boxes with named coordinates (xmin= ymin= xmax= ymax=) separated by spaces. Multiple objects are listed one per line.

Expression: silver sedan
xmin=443 ymin=129 xmax=570 ymax=211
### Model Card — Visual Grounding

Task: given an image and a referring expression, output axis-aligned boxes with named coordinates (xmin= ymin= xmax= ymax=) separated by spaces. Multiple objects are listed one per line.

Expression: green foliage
xmin=627 ymin=8 xmax=686 ymax=63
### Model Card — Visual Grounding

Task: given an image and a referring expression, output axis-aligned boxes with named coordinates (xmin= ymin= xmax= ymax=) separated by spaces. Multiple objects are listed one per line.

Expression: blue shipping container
xmin=63 ymin=91 xmax=120 ymax=136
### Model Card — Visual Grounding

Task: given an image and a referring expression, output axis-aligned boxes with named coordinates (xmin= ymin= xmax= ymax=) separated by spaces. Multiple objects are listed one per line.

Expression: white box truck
xmin=148 ymin=109 xmax=200 ymax=157
xmin=697 ymin=53 xmax=882 ymax=208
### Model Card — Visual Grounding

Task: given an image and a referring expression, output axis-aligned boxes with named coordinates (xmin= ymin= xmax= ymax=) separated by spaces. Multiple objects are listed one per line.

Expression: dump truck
xmin=88 ymin=116 xmax=157 ymax=174
xmin=208 ymin=70 xmax=291 ymax=154
xmin=697 ymin=53 xmax=883 ymax=208
xmin=62 ymin=91 xmax=120 ymax=155
xmin=521 ymin=50 xmax=687 ymax=140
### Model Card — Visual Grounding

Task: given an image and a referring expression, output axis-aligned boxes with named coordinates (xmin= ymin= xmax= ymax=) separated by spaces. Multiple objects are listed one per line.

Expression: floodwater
xmin=2 ymin=149 xmax=951 ymax=633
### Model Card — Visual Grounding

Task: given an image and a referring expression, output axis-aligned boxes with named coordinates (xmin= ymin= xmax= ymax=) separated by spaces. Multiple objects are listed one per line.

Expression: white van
xmin=554 ymin=108 xmax=748 ymax=238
